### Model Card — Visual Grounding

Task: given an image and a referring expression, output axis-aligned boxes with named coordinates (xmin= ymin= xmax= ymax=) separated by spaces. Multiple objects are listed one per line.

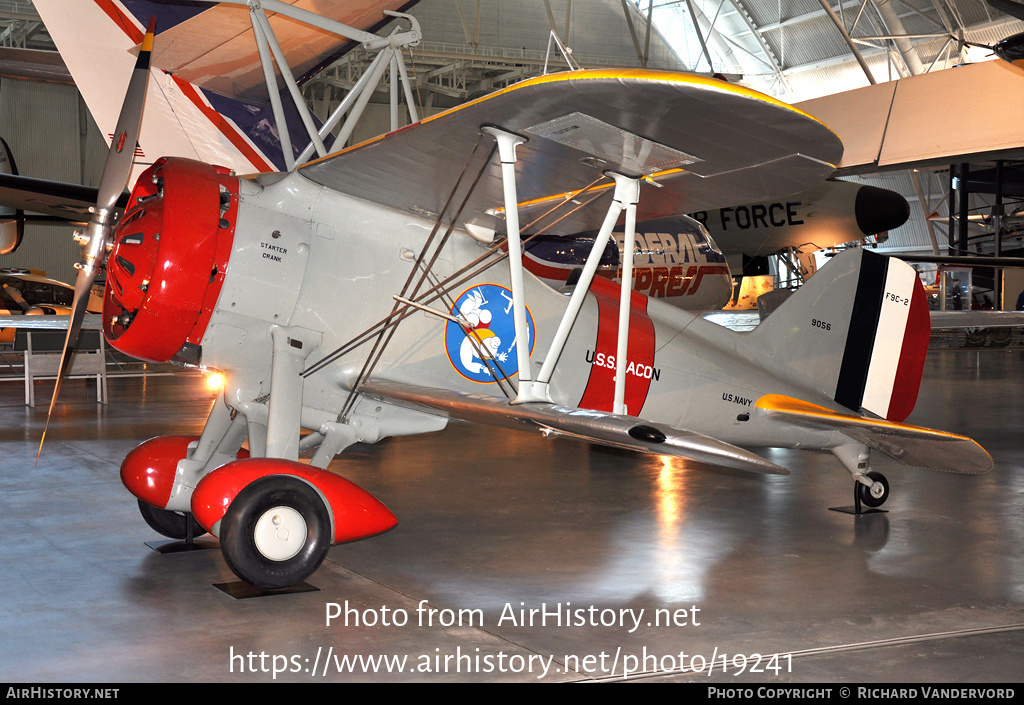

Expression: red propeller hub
xmin=103 ymin=157 xmax=237 ymax=363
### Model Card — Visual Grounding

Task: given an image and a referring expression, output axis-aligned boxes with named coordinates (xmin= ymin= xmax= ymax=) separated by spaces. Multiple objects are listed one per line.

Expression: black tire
xmin=138 ymin=499 xmax=206 ymax=540
xmin=219 ymin=476 xmax=331 ymax=590
xmin=857 ymin=471 xmax=890 ymax=508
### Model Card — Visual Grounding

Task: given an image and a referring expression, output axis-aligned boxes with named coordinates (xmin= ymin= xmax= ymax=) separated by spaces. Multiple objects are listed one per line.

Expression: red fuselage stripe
xmin=93 ymin=0 xmax=143 ymax=44
xmin=577 ymin=276 xmax=656 ymax=415
xmin=171 ymin=76 xmax=276 ymax=173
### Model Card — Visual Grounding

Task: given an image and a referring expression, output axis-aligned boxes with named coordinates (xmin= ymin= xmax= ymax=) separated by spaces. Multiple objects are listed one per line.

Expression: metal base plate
xmin=144 ymin=536 xmax=220 ymax=554
xmin=829 ymin=506 xmax=888 ymax=515
xmin=213 ymin=580 xmax=320 ymax=599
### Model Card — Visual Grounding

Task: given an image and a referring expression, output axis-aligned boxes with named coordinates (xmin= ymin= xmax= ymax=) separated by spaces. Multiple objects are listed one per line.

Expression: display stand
xmin=829 ymin=483 xmax=888 ymax=515
xmin=144 ymin=536 xmax=219 ymax=554
xmin=145 ymin=518 xmax=218 ymax=553
xmin=213 ymin=581 xmax=319 ymax=599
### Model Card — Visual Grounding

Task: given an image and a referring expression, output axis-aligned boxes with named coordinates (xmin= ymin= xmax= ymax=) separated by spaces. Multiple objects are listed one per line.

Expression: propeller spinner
xmin=37 ymin=18 xmax=156 ymax=460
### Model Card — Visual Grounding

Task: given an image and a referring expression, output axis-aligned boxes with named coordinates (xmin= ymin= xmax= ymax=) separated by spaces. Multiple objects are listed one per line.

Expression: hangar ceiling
xmin=287 ymin=0 xmax=1024 ymax=107
xmin=3 ymin=0 xmax=1022 ymax=100
xmin=2 ymin=0 xmax=1024 ymax=266
xmin=0 ymin=0 xmax=52 ymax=51
xmin=648 ymin=0 xmax=1024 ymax=100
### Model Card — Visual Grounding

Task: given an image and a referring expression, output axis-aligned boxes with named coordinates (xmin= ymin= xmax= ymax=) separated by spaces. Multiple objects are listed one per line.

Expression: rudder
xmin=748 ymin=248 xmax=929 ymax=422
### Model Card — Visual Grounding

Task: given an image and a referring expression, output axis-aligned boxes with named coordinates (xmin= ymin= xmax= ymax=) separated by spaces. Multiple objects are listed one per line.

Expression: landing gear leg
xmin=829 ymin=442 xmax=889 ymax=515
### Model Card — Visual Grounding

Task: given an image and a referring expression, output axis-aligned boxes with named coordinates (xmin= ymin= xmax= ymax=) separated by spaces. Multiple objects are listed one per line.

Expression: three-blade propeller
xmin=37 ymin=18 xmax=156 ymax=461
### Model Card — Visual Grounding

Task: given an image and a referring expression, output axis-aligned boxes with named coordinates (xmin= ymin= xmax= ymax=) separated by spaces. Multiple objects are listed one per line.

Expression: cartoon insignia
xmin=445 ymin=284 xmax=534 ymax=383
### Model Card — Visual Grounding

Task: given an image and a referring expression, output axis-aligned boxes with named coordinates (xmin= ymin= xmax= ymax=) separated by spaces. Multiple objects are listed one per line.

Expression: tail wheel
xmin=137 ymin=499 xmax=206 ymax=540
xmin=857 ymin=471 xmax=890 ymax=508
xmin=219 ymin=476 xmax=331 ymax=590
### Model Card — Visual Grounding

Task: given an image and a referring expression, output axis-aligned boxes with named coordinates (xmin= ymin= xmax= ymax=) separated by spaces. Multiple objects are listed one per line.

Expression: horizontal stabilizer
xmin=756 ymin=394 xmax=992 ymax=474
xmin=360 ymin=380 xmax=788 ymax=475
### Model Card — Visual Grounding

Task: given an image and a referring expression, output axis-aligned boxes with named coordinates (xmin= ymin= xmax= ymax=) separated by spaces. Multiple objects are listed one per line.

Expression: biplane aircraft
xmin=5 ymin=2 xmax=991 ymax=591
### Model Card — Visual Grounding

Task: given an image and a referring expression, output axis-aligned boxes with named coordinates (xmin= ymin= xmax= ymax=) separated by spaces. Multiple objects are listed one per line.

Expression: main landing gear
xmin=218 ymin=475 xmax=332 ymax=591
xmin=857 ymin=470 xmax=889 ymax=509
xmin=137 ymin=499 xmax=206 ymax=542
xmin=830 ymin=442 xmax=889 ymax=515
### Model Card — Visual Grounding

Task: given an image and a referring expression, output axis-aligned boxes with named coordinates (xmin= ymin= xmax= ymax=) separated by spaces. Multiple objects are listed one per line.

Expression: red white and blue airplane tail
xmin=748 ymin=247 xmax=930 ymax=422
xmin=31 ymin=0 xmax=320 ymax=183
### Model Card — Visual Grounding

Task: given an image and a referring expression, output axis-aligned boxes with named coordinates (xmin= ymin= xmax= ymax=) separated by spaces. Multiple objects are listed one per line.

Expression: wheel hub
xmin=253 ymin=506 xmax=306 ymax=561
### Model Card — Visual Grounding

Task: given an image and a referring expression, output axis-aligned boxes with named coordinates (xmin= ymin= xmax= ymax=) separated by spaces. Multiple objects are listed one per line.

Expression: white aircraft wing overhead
xmin=299 ymin=69 xmax=844 ymax=236
xmin=930 ymin=311 xmax=1024 ymax=328
xmin=148 ymin=0 xmax=418 ymax=101
xmin=359 ymin=380 xmax=789 ymax=475
xmin=796 ymin=61 xmax=1024 ymax=175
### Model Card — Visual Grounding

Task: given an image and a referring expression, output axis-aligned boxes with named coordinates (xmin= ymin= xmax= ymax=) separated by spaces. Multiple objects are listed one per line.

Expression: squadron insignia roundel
xmin=445 ymin=284 xmax=535 ymax=383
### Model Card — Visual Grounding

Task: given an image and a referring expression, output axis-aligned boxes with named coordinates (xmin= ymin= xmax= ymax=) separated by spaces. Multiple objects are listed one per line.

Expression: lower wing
xmin=359 ymin=379 xmax=788 ymax=475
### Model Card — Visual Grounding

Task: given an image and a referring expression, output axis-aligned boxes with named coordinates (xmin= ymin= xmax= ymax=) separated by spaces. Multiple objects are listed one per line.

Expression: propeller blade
xmin=37 ymin=17 xmax=156 ymax=462
xmin=36 ymin=266 xmax=94 ymax=459
xmin=98 ymin=17 xmax=155 ymax=212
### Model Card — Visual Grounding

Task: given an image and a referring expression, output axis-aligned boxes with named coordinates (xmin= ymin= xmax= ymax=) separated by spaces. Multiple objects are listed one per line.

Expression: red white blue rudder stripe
xmin=834 ymin=250 xmax=930 ymax=422
xmin=748 ymin=248 xmax=930 ymax=423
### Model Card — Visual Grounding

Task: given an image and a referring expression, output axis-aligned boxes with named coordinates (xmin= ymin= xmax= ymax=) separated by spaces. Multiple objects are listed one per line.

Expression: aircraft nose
xmin=855 ymin=185 xmax=910 ymax=235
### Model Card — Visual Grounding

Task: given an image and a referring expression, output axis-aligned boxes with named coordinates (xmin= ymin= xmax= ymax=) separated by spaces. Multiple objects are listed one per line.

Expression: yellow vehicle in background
xmin=0 ymin=268 xmax=75 ymax=345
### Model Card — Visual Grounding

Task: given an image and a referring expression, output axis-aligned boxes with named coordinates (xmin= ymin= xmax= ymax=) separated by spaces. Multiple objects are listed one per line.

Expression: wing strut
xmin=300 ymin=175 xmax=611 ymax=381
xmin=535 ymin=172 xmax=639 ymax=410
xmin=485 ymin=125 xmax=642 ymax=412
xmin=613 ymin=176 xmax=640 ymax=416
xmin=482 ymin=127 xmax=538 ymax=402
xmin=198 ymin=0 xmax=423 ymax=168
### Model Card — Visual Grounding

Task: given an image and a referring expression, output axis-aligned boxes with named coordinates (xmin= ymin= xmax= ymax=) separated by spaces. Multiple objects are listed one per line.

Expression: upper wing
xmin=359 ymin=379 xmax=788 ymax=475
xmin=300 ymin=69 xmax=843 ymax=235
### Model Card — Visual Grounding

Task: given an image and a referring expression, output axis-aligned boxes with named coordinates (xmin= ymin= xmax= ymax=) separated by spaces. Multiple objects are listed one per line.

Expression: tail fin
xmin=748 ymin=248 xmax=930 ymax=422
xmin=31 ymin=0 xmax=284 ymax=178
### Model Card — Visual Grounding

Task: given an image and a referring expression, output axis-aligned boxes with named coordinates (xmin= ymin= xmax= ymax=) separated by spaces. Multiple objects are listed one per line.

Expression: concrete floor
xmin=1 ymin=349 xmax=1023 ymax=683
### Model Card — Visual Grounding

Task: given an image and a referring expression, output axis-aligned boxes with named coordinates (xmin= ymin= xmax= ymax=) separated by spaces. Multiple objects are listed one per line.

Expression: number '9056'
xmin=811 ymin=318 xmax=831 ymax=331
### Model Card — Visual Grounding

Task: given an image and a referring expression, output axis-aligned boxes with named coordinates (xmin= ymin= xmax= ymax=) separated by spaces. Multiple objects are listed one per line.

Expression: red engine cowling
xmin=103 ymin=157 xmax=237 ymax=363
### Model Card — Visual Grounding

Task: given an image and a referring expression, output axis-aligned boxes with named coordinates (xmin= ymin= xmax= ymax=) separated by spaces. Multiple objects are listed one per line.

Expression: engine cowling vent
xmin=103 ymin=158 xmax=236 ymax=363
